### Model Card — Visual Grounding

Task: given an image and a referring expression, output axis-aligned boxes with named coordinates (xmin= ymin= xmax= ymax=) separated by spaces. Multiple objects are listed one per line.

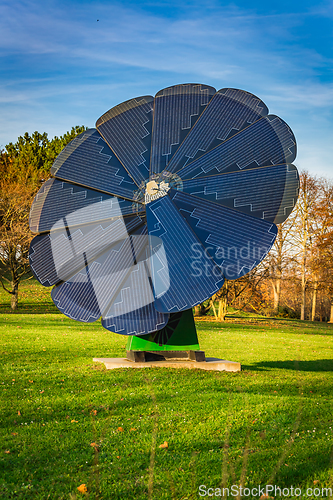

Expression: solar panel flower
xmin=29 ymin=84 xmax=298 ymax=343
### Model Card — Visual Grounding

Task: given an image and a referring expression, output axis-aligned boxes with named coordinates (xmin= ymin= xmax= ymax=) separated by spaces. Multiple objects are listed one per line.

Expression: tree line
xmin=204 ymin=171 xmax=333 ymax=322
xmin=1 ymin=128 xmax=332 ymax=321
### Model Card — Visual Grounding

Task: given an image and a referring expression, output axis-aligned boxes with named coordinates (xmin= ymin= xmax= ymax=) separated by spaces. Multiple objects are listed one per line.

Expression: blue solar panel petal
xmin=51 ymin=226 xmax=150 ymax=323
xmin=176 ymin=115 xmax=296 ymax=180
xmin=150 ymin=84 xmax=215 ymax=176
xmin=181 ymin=164 xmax=299 ymax=224
xmin=52 ymin=271 xmax=101 ymax=322
xmin=145 ymin=194 xmax=224 ymax=313
xmin=29 ymin=216 xmax=145 ymax=287
xmin=102 ymin=304 xmax=169 ymax=336
xmin=169 ymin=189 xmax=277 ymax=280
xmin=96 ymin=96 xmax=154 ymax=186
xmin=102 ymin=257 xmax=169 ymax=335
xmin=166 ymin=88 xmax=268 ymax=173
xmin=29 ymin=178 xmax=143 ymax=234
xmin=51 ymin=129 xmax=138 ymax=199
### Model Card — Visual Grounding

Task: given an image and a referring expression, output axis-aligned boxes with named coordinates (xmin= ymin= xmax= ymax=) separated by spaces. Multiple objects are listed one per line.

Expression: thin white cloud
xmin=0 ymin=0 xmax=324 ymax=77
xmin=1 ymin=0 xmax=333 ymax=180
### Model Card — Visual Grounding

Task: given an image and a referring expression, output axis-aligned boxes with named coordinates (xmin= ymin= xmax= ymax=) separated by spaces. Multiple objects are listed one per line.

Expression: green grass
xmin=1 ymin=281 xmax=333 ymax=499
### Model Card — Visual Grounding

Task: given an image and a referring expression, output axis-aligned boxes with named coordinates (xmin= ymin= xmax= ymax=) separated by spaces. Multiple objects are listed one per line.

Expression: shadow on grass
xmin=244 ymin=359 xmax=333 ymax=372
xmin=198 ymin=318 xmax=333 ymax=336
xmin=0 ymin=304 xmax=58 ymax=314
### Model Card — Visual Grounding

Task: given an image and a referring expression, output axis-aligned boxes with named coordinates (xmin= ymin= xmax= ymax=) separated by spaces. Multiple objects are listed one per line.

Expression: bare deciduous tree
xmin=0 ymin=182 xmax=33 ymax=310
xmin=292 ymin=171 xmax=319 ymax=320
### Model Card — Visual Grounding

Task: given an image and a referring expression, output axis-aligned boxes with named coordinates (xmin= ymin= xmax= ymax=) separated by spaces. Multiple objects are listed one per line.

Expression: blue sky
xmin=1 ymin=0 xmax=333 ymax=177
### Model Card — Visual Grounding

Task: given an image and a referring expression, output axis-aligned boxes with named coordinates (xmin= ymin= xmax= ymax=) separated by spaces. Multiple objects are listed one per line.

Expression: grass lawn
xmin=0 ymin=281 xmax=333 ymax=499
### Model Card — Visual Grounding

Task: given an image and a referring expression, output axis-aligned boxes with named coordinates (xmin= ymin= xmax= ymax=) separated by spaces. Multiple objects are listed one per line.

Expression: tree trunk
xmin=210 ymin=299 xmax=218 ymax=320
xmin=194 ymin=305 xmax=200 ymax=316
xmin=311 ymin=281 xmax=318 ymax=322
xmin=300 ymin=267 xmax=306 ymax=321
xmin=218 ymin=296 xmax=228 ymax=321
xmin=199 ymin=302 xmax=211 ymax=316
xmin=270 ymin=223 xmax=284 ymax=315
xmin=329 ymin=301 xmax=333 ymax=323
xmin=11 ymin=283 xmax=19 ymax=311
xmin=272 ymin=278 xmax=281 ymax=315
xmin=299 ymin=179 xmax=310 ymax=321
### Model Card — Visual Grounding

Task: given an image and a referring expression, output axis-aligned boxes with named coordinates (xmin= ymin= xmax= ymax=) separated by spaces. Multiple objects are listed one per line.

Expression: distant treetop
xmin=1 ymin=126 xmax=87 ymax=188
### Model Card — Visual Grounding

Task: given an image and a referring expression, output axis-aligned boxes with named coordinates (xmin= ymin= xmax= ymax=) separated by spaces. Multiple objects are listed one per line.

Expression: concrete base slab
xmin=93 ymin=357 xmax=241 ymax=372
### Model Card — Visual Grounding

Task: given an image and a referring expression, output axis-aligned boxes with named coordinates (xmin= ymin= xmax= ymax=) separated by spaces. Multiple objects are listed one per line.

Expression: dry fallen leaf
xmin=91 ymin=409 xmax=97 ymax=416
xmin=77 ymin=483 xmax=87 ymax=494
xmin=313 ymin=480 xmax=319 ymax=485
xmin=159 ymin=441 xmax=168 ymax=449
xmin=29 ymin=380 xmax=33 ymax=383
xmin=17 ymin=411 xmax=21 ymax=416
xmin=130 ymin=428 xmax=137 ymax=432
xmin=4 ymin=450 xmax=10 ymax=454
xmin=11 ymin=432 xmax=18 ymax=436
xmin=117 ymin=427 xmax=124 ymax=432
xmin=71 ymin=419 xmax=78 ymax=423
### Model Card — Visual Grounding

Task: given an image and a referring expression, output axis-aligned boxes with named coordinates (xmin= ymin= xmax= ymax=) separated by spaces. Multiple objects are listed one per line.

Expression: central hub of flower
xmin=144 ymin=180 xmax=170 ymax=204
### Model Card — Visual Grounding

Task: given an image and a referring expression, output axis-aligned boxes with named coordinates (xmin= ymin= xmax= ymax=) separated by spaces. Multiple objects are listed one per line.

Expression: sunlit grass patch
xmin=1 ymin=281 xmax=333 ymax=498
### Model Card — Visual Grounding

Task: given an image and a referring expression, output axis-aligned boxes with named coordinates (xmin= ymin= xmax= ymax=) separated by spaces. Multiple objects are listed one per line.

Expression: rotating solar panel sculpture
xmin=29 ymin=84 xmax=299 ymax=362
